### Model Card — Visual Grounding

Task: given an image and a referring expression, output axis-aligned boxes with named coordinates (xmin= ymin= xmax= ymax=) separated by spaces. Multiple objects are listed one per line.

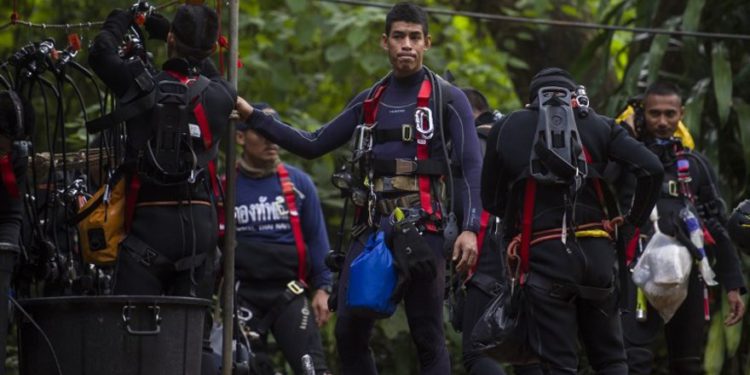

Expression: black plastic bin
xmin=17 ymin=295 xmax=211 ymax=375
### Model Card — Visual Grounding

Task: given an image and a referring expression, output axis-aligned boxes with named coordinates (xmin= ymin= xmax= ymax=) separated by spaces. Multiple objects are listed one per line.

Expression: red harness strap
xmin=0 ymin=154 xmax=20 ymax=199
xmin=277 ymin=163 xmax=308 ymax=285
xmin=415 ymin=79 xmax=440 ymax=232
xmin=471 ymin=210 xmax=492 ymax=275
xmin=363 ymin=85 xmax=387 ymax=126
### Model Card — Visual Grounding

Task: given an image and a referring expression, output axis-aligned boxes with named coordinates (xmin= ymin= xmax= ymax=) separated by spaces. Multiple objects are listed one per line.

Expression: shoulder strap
xmin=277 ymin=163 xmax=308 ymax=284
xmin=471 ymin=210 xmax=492 ymax=276
xmin=86 ymin=89 xmax=157 ymax=133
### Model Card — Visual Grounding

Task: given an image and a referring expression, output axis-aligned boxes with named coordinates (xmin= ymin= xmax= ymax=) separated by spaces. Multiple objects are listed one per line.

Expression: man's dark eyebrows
xmin=408 ymin=31 xmax=423 ymax=38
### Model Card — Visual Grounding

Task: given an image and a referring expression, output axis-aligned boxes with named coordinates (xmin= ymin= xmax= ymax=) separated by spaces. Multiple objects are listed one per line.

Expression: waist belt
xmin=376 ymin=193 xmax=421 ymax=215
xmin=507 ymin=221 xmax=615 ymax=263
xmin=525 ymin=273 xmax=614 ymax=302
xmin=371 ymin=158 xmax=447 ymax=176
xmin=121 ymin=235 xmax=207 ymax=272
xmin=373 ymin=175 xmax=420 ymax=193
xmin=251 ymin=280 xmax=306 ymax=336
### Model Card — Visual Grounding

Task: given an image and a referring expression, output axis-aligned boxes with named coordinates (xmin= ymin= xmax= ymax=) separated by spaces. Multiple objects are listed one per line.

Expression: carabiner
xmin=414 ymin=107 xmax=434 ymax=140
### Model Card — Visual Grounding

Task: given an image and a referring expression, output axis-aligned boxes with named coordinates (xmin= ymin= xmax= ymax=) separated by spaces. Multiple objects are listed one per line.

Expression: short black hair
xmin=461 ymin=88 xmax=490 ymax=113
xmin=385 ymin=2 xmax=428 ymax=36
xmin=644 ymin=81 xmax=683 ymax=103
xmin=171 ymin=4 xmax=219 ymax=60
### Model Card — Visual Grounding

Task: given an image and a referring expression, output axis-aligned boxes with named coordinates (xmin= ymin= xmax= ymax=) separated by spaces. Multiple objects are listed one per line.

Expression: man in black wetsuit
xmin=481 ymin=67 xmax=664 ymax=374
xmin=237 ymin=3 xmax=482 ymax=373
xmin=88 ymin=4 xmax=236 ymax=297
xmin=0 ymin=89 xmax=31 ymax=371
xmin=619 ymin=81 xmax=746 ymax=375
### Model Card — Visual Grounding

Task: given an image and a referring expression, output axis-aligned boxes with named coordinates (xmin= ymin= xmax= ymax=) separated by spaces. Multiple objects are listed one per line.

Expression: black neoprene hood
xmin=171 ymin=4 xmax=218 ymax=54
xmin=528 ymin=67 xmax=577 ymax=102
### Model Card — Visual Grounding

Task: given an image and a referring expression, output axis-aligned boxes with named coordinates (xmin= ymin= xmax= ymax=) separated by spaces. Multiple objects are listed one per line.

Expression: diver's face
xmin=382 ymin=21 xmax=431 ymax=78
xmin=644 ymin=94 xmax=683 ymax=140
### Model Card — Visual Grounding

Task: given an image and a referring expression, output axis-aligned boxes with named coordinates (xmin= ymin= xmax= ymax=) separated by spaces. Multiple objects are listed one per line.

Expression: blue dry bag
xmin=347 ymin=231 xmax=397 ymax=319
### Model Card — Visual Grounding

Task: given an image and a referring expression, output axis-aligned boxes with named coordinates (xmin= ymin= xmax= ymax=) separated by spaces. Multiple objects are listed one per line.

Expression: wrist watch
xmin=319 ymin=285 xmax=333 ymax=295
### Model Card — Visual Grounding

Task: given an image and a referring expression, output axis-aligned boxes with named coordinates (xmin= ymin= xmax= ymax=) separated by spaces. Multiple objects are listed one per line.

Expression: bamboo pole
xmin=221 ymin=0 xmax=239 ymax=374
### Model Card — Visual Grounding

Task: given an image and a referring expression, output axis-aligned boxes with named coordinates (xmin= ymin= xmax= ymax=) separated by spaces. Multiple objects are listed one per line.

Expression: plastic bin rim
xmin=18 ymin=295 xmax=212 ymax=307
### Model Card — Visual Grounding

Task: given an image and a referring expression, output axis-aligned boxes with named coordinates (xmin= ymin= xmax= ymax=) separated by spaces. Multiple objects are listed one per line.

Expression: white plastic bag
xmin=632 ymin=222 xmax=692 ymax=323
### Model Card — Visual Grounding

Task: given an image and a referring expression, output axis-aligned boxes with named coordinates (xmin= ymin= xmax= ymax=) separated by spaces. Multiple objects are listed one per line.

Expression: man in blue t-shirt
xmin=234 ymin=104 xmax=333 ymax=375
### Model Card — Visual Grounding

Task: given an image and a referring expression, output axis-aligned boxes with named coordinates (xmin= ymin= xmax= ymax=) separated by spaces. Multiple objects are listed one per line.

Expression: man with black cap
xmin=237 ymin=3 xmax=481 ymax=373
xmin=88 ymin=4 xmax=236 ymax=297
xmin=481 ymin=67 xmax=663 ymax=374
xmin=232 ymin=103 xmax=333 ymax=374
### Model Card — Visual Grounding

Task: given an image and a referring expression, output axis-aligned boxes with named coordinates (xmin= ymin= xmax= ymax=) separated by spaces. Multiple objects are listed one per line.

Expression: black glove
xmin=392 ymin=221 xmax=437 ymax=282
xmin=145 ymin=12 xmax=170 ymax=41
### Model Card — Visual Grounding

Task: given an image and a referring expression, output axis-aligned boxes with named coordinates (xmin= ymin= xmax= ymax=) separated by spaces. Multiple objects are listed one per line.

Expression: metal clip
xmin=414 ymin=107 xmax=434 ymax=140
xmin=668 ymin=180 xmax=679 ymax=197
xmin=237 ymin=306 xmax=253 ymax=322
xmin=188 ymin=169 xmax=197 ymax=184
xmin=401 ymin=124 xmax=413 ymax=142
xmin=355 ymin=124 xmax=373 ymax=152
xmin=287 ymin=280 xmax=305 ymax=295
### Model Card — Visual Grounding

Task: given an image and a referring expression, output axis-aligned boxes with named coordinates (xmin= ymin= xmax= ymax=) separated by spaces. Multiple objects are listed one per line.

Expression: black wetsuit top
xmin=481 ymin=106 xmax=664 ymax=238
xmin=246 ymin=68 xmax=483 ymax=232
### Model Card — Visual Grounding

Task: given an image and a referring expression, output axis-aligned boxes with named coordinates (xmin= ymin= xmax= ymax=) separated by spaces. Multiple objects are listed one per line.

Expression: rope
xmin=318 ymin=0 xmax=750 ymax=41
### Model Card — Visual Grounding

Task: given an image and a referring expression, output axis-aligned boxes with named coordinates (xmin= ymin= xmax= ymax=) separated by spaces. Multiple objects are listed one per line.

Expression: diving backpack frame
xmin=529 ymin=86 xmax=588 ymax=190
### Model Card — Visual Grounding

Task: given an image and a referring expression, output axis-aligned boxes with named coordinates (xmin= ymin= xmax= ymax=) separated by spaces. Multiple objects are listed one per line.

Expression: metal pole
xmin=221 ymin=0 xmax=239 ymax=374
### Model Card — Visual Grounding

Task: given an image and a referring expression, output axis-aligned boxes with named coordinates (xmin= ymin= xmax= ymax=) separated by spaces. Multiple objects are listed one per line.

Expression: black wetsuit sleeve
xmin=691 ymin=153 xmax=747 ymax=293
xmin=447 ymin=88 xmax=482 ymax=232
xmin=244 ymin=93 xmax=367 ymax=159
xmin=480 ymin=116 xmax=507 ymax=218
xmin=604 ymin=121 xmax=663 ymax=227
xmin=88 ymin=10 xmax=136 ymax=98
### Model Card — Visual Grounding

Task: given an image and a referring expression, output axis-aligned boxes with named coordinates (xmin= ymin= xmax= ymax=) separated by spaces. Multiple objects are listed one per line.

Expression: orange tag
xmin=68 ymin=33 xmax=81 ymax=51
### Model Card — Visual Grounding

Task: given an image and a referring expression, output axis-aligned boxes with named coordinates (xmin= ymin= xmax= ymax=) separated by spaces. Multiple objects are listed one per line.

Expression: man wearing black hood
xmin=481 ymin=67 xmax=663 ymax=374
xmin=88 ymin=5 xmax=236 ymax=296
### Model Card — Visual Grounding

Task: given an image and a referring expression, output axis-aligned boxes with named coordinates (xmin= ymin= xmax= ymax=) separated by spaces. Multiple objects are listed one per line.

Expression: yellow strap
xmin=575 ymin=229 xmax=610 ymax=238
xmin=615 ymin=105 xmax=635 ymax=124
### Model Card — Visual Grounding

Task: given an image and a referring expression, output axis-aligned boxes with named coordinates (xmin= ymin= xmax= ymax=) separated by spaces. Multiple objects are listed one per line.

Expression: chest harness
xmin=354 ymin=76 xmax=445 ymax=232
